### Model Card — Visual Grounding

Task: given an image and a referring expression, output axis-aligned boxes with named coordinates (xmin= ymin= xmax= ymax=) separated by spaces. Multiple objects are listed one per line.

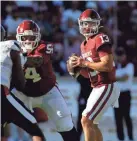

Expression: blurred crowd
xmin=1 ymin=1 xmax=137 ymax=76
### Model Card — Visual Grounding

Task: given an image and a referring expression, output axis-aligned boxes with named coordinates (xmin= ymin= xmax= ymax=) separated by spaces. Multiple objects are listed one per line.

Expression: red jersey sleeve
xmin=38 ymin=42 xmax=54 ymax=55
xmin=95 ymin=33 xmax=111 ymax=51
xmin=98 ymin=44 xmax=112 ymax=58
xmin=37 ymin=42 xmax=54 ymax=64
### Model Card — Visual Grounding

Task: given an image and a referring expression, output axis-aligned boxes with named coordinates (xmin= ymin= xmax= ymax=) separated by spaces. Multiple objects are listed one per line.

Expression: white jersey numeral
xmin=46 ymin=44 xmax=53 ymax=54
xmin=25 ymin=68 xmax=41 ymax=83
xmin=100 ymin=35 xmax=109 ymax=44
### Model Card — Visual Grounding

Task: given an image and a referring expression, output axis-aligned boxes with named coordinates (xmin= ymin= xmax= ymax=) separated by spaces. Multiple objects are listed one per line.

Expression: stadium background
xmin=1 ymin=1 xmax=137 ymax=141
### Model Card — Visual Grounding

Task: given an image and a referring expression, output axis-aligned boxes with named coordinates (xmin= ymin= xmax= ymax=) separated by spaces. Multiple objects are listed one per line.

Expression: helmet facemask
xmin=16 ymin=30 xmax=41 ymax=52
xmin=78 ymin=18 xmax=100 ymax=38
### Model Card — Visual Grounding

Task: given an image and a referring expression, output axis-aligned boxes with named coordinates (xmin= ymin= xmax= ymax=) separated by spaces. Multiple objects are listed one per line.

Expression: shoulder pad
xmin=37 ymin=43 xmax=46 ymax=52
xmin=95 ymin=33 xmax=111 ymax=50
xmin=37 ymin=41 xmax=54 ymax=54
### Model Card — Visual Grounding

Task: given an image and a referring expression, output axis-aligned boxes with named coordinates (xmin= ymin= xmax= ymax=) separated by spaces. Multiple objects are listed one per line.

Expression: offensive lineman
xmin=0 ymin=25 xmax=45 ymax=141
xmin=11 ymin=20 xmax=79 ymax=141
xmin=67 ymin=9 xmax=120 ymax=141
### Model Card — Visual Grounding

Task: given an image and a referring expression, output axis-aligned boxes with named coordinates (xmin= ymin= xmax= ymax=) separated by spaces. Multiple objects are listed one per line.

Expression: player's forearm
xmin=84 ymin=61 xmax=113 ymax=72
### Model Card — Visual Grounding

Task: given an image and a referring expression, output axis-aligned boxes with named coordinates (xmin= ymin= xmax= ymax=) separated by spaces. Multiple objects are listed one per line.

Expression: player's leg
xmin=93 ymin=124 xmax=103 ymax=141
xmin=81 ymin=84 xmax=111 ymax=141
xmin=114 ymin=106 xmax=124 ymax=140
xmin=94 ymin=83 xmax=120 ymax=141
xmin=77 ymin=75 xmax=93 ymax=140
xmin=40 ymin=85 xmax=79 ymax=141
xmin=81 ymin=116 xmax=96 ymax=141
xmin=81 ymin=83 xmax=119 ymax=141
xmin=122 ymin=91 xmax=134 ymax=140
xmin=6 ymin=93 xmax=46 ymax=141
xmin=1 ymin=85 xmax=12 ymax=139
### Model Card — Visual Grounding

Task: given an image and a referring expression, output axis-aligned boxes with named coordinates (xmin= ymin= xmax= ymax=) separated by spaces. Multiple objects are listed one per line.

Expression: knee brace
xmin=55 ymin=115 xmax=74 ymax=132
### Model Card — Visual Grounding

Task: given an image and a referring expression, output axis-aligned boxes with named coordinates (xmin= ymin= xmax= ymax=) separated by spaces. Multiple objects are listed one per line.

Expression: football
xmin=68 ymin=56 xmax=81 ymax=77
xmin=69 ymin=59 xmax=81 ymax=73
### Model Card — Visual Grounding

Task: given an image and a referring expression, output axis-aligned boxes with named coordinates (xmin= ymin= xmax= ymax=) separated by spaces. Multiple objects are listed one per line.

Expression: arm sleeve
xmin=98 ymin=44 xmax=112 ymax=58
xmin=38 ymin=43 xmax=53 ymax=64
xmin=96 ymin=33 xmax=112 ymax=51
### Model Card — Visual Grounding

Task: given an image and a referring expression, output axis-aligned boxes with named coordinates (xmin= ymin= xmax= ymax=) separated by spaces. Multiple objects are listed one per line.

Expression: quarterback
xmin=11 ymin=20 xmax=79 ymax=141
xmin=67 ymin=9 xmax=120 ymax=141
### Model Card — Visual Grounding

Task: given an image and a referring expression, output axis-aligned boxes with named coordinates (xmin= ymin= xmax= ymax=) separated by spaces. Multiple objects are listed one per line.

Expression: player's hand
xmin=67 ymin=60 xmax=74 ymax=73
xmin=67 ymin=54 xmax=81 ymax=78
xmin=67 ymin=54 xmax=80 ymax=74
xmin=67 ymin=57 xmax=76 ymax=74
xmin=71 ymin=56 xmax=87 ymax=68
xmin=67 ymin=54 xmax=79 ymax=70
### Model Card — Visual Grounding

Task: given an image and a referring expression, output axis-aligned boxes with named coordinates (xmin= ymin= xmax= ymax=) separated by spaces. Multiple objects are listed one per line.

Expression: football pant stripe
xmin=86 ymin=84 xmax=109 ymax=118
xmin=6 ymin=95 xmax=37 ymax=123
xmin=91 ymin=84 xmax=113 ymax=120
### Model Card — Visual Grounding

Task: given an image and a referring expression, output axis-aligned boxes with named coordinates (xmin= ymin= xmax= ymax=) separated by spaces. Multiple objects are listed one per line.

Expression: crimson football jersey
xmin=80 ymin=33 xmax=116 ymax=87
xmin=22 ymin=41 xmax=56 ymax=97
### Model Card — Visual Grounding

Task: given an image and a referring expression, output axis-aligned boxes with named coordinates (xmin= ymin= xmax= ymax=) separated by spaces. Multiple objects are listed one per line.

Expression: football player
xmin=67 ymin=9 xmax=120 ymax=141
xmin=11 ymin=20 xmax=79 ymax=141
xmin=0 ymin=25 xmax=45 ymax=141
